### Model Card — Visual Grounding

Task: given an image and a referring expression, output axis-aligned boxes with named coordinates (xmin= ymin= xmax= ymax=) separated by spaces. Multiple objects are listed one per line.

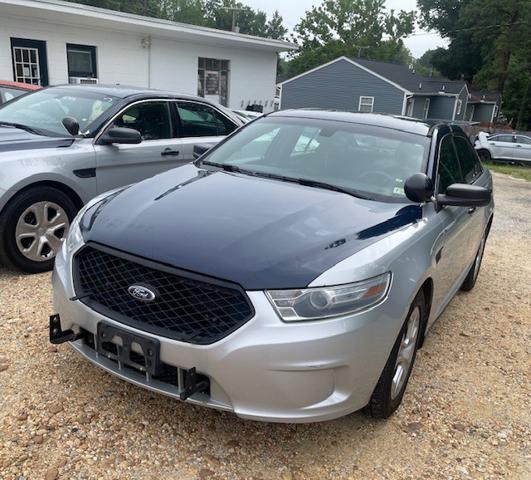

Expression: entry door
xmin=94 ymin=100 xmax=188 ymax=193
xmin=204 ymin=70 xmax=221 ymax=104
xmin=11 ymin=38 xmax=48 ymax=86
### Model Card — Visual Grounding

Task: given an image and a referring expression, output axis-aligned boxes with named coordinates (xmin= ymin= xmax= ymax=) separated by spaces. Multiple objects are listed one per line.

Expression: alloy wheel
xmin=15 ymin=201 xmax=70 ymax=262
xmin=391 ymin=306 xmax=420 ymax=400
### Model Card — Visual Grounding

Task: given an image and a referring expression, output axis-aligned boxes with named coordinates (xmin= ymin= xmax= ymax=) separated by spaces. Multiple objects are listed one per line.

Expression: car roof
xmin=268 ymin=110 xmax=458 ymax=136
xmin=43 ymin=84 xmax=210 ymax=102
xmin=0 ymin=80 xmax=42 ymax=91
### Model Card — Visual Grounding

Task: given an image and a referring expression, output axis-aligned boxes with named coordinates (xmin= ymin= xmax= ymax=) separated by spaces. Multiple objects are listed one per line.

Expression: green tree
xmin=417 ymin=0 xmax=531 ymax=128
xmin=289 ymin=0 xmax=415 ymax=74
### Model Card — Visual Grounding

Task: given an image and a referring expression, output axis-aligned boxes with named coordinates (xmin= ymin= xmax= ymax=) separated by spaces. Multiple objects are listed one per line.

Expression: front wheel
xmin=0 ymin=187 xmax=77 ymax=273
xmin=368 ymin=290 xmax=425 ymax=418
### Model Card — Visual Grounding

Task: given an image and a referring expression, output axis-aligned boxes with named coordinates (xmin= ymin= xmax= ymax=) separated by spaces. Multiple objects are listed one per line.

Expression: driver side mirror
xmin=437 ymin=184 xmax=492 ymax=207
xmin=100 ymin=127 xmax=142 ymax=145
xmin=404 ymin=173 xmax=434 ymax=203
xmin=62 ymin=117 xmax=79 ymax=136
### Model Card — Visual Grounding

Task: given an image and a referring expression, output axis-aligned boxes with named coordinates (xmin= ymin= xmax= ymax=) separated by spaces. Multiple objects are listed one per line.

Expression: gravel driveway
xmin=1 ymin=173 xmax=529 ymax=480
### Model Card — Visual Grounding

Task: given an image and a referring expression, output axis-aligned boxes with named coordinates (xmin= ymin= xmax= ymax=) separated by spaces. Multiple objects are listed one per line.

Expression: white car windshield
xmin=0 ymin=88 xmax=118 ymax=136
xmin=202 ymin=116 xmax=430 ymax=202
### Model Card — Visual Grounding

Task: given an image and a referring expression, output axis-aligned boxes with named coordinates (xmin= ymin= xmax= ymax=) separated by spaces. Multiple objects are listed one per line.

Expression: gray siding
xmin=472 ymin=103 xmax=495 ymax=123
xmin=411 ymin=96 xmax=430 ymax=119
xmin=281 ymin=58 xmax=404 ymax=114
xmin=428 ymin=96 xmax=456 ymax=120
xmin=454 ymin=87 xmax=468 ymax=121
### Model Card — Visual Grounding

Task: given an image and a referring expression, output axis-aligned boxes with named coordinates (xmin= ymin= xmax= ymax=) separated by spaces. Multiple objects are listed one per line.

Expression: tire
xmin=477 ymin=149 xmax=491 ymax=162
xmin=0 ymin=187 xmax=78 ymax=273
xmin=368 ymin=289 xmax=425 ymax=419
xmin=460 ymin=232 xmax=487 ymax=292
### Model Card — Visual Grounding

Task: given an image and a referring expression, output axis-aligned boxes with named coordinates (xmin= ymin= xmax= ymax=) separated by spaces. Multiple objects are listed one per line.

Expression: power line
xmin=409 ymin=21 xmax=530 ymax=37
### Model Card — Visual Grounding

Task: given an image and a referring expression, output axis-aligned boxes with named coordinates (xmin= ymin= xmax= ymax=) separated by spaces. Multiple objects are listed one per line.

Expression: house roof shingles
xmin=353 ymin=58 xmax=466 ymax=94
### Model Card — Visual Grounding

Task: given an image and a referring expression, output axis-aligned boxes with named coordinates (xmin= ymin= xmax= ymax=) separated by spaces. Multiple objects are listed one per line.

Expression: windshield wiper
xmin=0 ymin=121 xmax=45 ymax=136
xmin=200 ymin=161 xmax=254 ymax=175
xmin=295 ymin=178 xmax=373 ymax=200
xmin=200 ymin=161 xmax=372 ymax=200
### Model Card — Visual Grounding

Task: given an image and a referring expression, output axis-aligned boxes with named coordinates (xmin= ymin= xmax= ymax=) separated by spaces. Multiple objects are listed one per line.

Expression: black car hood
xmin=82 ymin=164 xmax=420 ymax=290
xmin=0 ymin=126 xmax=73 ymax=152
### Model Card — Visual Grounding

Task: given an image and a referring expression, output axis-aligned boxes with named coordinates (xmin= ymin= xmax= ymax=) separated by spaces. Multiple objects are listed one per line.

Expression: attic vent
xmin=419 ymin=82 xmax=422 ymax=89
xmin=442 ymin=85 xmax=446 ymax=91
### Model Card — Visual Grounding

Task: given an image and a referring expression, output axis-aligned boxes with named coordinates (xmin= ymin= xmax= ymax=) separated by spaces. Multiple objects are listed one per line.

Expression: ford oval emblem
xmin=128 ymin=284 xmax=158 ymax=303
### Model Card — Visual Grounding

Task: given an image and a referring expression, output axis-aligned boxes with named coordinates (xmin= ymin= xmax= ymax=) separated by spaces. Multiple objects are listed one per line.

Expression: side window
xmin=113 ymin=102 xmax=171 ymax=140
xmin=454 ymin=136 xmax=482 ymax=183
xmin=177 ymin=102 xmax=236 ymax=137
xmin=490 ymin=134 xmax=512 ymax=143
xmin=516 ymin=136 xmax=531 ymax=145
xmin=437 ymin=136 xmax=463 ymax=194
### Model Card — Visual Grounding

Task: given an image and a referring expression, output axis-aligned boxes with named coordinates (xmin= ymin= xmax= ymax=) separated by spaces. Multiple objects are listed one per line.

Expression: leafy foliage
xmin=286 ymin=0 xmax=416 ymax=75
xmin=62 ymin=0 xmax=287 ymax=39
xmin=417 ymin=0 xmax=531 ymax=128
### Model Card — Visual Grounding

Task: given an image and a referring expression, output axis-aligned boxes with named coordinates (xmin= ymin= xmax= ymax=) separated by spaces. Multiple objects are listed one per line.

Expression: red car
xmin=0 ymin=80 xmax=41 ymax=105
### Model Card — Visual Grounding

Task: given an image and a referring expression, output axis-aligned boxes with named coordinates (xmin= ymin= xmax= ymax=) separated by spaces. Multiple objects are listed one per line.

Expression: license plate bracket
xmin=96 ymin=322 xmax=162 ymax=376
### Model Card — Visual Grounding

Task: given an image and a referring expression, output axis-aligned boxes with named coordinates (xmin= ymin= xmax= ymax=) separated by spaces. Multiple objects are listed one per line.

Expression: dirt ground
xmin=0 ymin=172 xmax=529 ymax=480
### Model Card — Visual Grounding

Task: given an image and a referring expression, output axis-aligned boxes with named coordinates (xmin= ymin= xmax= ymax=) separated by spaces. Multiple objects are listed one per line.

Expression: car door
xmin=487 ymin=134 xmax=514 ymax=160
xmin=173 ymin=100 xmax=238 ymax=162
xmin=93 ymin=99 xmax=186 ymax=193
xmin=514 ymin=136 xmax=531 ymax=163
xmin=431 ymin=134 xmax=475 ymax=310
xmin=453 ymin=134 xmax=486 ymax=264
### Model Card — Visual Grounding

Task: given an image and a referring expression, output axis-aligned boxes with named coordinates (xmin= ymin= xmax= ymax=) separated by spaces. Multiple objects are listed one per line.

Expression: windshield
xmin=0 ymin=88 xmax=118 ymax=136
xmin=202 ymin=116 xmax=430 ymax=202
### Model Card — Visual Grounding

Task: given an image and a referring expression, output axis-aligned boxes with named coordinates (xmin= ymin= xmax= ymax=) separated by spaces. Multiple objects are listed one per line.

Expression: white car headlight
xmin=266 ymin=273 xmax=391 ymax=322
xmin=63 ymin=187 xmax=128 ymax=255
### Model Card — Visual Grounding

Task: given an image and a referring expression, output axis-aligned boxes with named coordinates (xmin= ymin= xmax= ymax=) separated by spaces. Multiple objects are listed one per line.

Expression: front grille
xmin=73 ymin=244 xmax=254 ymax=345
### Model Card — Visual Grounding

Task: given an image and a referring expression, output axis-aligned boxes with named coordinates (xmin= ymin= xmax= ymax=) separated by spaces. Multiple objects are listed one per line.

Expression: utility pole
xmin=220 ymin=6 xmax=246 ymax=32
xmin=142 ymin=0 xmax=148 ymax=16
xmin=353 ymin=45 xmax=370 ymax=58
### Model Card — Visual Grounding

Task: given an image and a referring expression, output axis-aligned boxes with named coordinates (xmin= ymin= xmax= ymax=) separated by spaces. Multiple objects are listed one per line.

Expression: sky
xmin=244 ymin=0 xmax=448 ymax=58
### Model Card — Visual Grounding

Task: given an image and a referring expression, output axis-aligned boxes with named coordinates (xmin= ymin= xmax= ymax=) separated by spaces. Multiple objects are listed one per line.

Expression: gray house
xmin=465 ymin=89 xmax=502 ymax=123
xmin=280 ymin=57 xmax=499 ymax=124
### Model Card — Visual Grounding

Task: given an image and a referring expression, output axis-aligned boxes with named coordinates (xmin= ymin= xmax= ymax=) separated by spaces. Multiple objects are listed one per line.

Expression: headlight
xmin=63 ymin=187 xmax=128 ymax=255
xmin=266 ymin=273 xmax=391 ymax=322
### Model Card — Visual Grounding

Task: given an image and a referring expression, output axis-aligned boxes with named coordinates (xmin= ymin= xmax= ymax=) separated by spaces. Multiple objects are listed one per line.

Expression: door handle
xmin=161 ymin=148 xmax=180 ymax=157
xmin=468 ymin=207 xmax=476 ymax=214
xmin=515 ymin=144 xmax=522 ymax=147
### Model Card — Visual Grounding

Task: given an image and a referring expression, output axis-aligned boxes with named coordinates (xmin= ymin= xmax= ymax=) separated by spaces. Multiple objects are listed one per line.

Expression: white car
xmin=475 ymin=131 xmax=531 ymax=164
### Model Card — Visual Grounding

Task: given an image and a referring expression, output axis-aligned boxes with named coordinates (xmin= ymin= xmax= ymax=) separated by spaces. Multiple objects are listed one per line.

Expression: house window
xmin=11 ymin=38 xmax=48 ymax=86
xmin=198 ymin=58 xmax=230 ymax=106
xmin=456 ymin=99 xmax=463 ymax=115
xmin=423 ymin=98 xmax=430 ymax=119
xmin=358 ymin=96 xmax=374 ymax=113
xmin=67 ymin=44 xmax=97 ymax=79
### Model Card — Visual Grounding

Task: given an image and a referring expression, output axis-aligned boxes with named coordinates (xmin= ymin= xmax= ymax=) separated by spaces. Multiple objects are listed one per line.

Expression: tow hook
xmin=49 ymin=314 xmax=83 ymax=344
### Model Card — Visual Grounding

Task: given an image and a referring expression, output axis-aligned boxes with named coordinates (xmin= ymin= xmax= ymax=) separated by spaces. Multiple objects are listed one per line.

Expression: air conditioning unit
xmin=69 ymin=77 xmax=99 ymax=85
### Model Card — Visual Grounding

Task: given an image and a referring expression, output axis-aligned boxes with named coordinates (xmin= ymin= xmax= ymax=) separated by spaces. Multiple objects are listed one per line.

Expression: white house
xmin=0 ymin=0 xmax=296 ymax=112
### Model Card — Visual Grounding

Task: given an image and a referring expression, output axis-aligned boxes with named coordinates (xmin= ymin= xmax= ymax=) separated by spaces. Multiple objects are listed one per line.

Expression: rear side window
xmin=453 ymin=136 xmax=482 ymax=183
xmin=489 ymin=134 xmax=513 ymax=143
xmin=177 ymin=102 xmax=236 ymax=137
xmin=516 ymin=136 xmax=531 ymax=145
xmin=437 ymin=136 xmax=463 ymax=194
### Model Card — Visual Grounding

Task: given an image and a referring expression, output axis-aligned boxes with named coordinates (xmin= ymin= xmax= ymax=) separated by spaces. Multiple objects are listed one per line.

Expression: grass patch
xmin=484 ymin=162 xmax=531 ymax=181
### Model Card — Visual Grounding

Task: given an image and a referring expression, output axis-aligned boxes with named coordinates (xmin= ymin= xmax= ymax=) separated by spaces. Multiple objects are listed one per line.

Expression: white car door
xmin=94 ymin=100 xmax=188 ymax=193
xmin=487 ymin=134 xmax=514 ymax=160
xmin=514 ymin=136 xmax=531 ymax=163
xmin=173 ymin=100 xmax=239 ymax=162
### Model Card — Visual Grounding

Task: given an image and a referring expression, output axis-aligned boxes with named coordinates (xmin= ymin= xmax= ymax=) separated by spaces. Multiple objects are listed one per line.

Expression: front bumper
xmin=52 ymin=246 xmax=405 ymax=423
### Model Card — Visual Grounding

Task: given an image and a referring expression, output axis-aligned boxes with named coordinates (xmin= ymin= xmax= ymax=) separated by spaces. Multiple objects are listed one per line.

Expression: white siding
xmin=0 ymin=13 xmax=278 ymax=111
